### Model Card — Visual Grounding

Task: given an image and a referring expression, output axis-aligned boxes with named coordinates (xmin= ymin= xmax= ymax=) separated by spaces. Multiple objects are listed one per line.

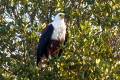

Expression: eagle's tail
xmin=36 ymin=45 xmax=42 ymax=66
xmin=37 ymin=56 xmax=41 ymax=66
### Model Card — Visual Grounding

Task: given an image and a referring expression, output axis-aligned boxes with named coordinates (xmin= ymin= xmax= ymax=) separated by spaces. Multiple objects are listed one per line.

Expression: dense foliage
xmin=0 ymin=0 xmax=120 ymax=79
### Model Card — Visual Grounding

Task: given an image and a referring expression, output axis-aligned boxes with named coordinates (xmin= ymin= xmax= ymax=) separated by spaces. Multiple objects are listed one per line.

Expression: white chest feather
xmin=51 ymin=21 xmax=66 ymax=41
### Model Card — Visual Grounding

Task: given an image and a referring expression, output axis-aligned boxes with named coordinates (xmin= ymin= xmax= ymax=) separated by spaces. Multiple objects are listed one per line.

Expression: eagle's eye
xmin=59 ymin=13 xmax=64 ymax=19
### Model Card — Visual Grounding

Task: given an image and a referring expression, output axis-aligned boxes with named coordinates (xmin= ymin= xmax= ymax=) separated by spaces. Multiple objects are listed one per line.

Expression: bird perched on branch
xmin=37 ymin=13 xmax=67 ymax=66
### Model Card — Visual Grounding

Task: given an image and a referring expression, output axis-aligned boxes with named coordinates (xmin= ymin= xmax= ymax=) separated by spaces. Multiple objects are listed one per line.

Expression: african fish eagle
xmin=37 ymin=13 xmax=67 ymax=66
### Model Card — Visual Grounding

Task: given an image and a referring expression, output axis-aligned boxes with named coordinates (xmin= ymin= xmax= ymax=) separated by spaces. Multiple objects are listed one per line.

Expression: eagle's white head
xmin=54 ymin=13 xmax=65 ymax=21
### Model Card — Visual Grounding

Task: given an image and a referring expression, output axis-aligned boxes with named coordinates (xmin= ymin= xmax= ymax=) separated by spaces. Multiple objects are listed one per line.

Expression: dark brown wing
xmin=37 ymin=24 xmax=54 ymax=66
